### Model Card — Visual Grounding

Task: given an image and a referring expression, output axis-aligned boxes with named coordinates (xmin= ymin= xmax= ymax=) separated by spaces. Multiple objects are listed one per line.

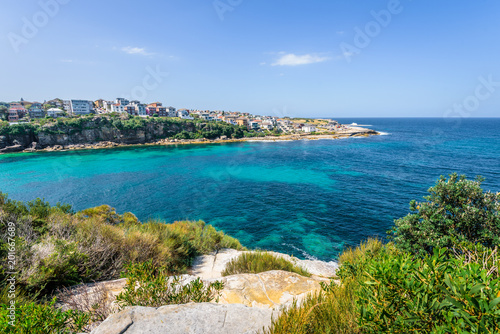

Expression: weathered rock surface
xmin=219 ymin=270 xmax=326 ymax=308
xmin=172 ymin=270 xmax=327 ymax=309
xmin=90 ymin=303 xmax=277 ymax=334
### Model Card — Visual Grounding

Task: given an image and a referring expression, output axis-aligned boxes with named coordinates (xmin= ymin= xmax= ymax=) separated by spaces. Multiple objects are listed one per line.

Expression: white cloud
xmin=121 ymin=46 xmax=154 ymax=56
xmin=271 ymin=53 xmax=329 ymax=66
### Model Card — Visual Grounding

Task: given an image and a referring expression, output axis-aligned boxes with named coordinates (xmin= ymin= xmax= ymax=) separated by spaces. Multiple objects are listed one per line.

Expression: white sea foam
xmin=247 ymin=139 xmax=294 ymax=142
xmin=378 ymin=132 xmax=390 ymax=136
xmin=282 ymin=243 xmax=320 ymax=261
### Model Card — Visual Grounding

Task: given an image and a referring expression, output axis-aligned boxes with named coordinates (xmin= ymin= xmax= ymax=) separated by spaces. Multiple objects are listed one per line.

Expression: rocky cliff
xmin=0 ymin=117 xmax=197 ymax=153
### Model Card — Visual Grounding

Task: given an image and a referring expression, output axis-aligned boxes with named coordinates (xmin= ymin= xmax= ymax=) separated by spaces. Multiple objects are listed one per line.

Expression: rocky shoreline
xmin=1 ymin=127 xmax=379 ymax=155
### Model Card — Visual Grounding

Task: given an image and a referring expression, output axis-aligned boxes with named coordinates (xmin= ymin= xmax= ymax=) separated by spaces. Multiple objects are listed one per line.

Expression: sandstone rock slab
xmin=219 ymin=270 xmax=326 ymax=309
xmin=91 ymin=303 xmax=276 ymax=334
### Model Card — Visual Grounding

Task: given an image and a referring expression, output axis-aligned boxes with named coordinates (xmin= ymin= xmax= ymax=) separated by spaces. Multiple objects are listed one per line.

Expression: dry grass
xmin=263 ymin=279 xmax=361 ymax=334
xmin=222 ymin=252 xmax=310 ymax=277
xmin=57 ymin=282 xmax=115 ymax=332
xmin=338 ymin=238 xmax=384 ymax=266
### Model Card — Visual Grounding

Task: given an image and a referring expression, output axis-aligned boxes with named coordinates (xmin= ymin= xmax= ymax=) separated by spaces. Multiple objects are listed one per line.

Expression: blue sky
xmin=1 ymin=0 xmax=499 ymax=117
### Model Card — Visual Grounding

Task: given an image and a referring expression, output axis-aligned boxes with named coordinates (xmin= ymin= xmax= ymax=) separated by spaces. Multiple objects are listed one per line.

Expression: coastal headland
xmin=0 ymin=115 xmax=379 ymax=154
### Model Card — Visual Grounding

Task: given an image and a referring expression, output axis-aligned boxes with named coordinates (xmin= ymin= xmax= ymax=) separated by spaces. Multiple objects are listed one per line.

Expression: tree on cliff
xmin=389 ymin=173 xmax=500 ymax=256
xmin=0 ymin=106 xmax=7 ymax=121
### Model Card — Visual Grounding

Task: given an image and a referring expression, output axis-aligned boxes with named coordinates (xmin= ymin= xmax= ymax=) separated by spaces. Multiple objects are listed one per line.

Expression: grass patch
xmin=263 ymin=279 xmax=361 ymax=334
xmin=222 ymin=252 xmax=311 ymax=277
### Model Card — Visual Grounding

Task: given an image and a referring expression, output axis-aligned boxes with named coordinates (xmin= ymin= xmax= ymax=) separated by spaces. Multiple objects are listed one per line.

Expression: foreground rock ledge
xmin=90 ymin=303 xmax=277 ymax=334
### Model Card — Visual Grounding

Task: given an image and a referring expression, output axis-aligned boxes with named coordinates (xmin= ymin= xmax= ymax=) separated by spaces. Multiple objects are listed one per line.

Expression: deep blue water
xmin=1 ymin=118 xmax=499 ymax=261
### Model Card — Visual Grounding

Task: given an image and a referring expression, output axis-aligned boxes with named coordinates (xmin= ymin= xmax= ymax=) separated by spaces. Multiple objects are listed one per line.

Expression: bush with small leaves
xmin=390 ymin=173 xmax=500 ymax=256
xmin=0 ymin=298 xmax=90 ymax=334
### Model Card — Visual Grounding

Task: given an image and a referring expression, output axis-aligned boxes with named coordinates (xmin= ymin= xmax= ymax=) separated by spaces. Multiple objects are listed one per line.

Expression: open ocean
xmin=1 ymin=118 xmax=499 ymax=261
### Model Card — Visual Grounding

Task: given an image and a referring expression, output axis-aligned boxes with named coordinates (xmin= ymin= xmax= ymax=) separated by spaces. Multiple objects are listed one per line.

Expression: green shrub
xmin=116 ymin=261 xmax=224 ymax=308
xmin=265 ymin=240 xmax=500 ymax=334
xmin=357 ymin=246 xmax=500 ymax=333
xmin=222 ymin=252 xmax=310 ymax=277
xmin=0 ymin=298 xmax=90 ymax=334
xmin=77 ymin=204 xmax=124 ymax=225
xmin=390 ymin=173 xmax=500 ymax=256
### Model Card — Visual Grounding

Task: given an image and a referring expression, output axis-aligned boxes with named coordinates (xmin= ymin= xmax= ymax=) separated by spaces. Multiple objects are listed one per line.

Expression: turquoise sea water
xmin=1 ymin=118 xmax=499 ymax=260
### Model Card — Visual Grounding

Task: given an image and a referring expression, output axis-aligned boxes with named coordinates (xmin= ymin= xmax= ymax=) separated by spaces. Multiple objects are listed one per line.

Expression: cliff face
xmin=0 ymin=117 xmax=197 ymax=152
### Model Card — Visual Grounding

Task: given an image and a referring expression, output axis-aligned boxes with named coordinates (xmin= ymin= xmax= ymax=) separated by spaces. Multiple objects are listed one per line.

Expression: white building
xmin=103 ymin=101 xmax=114 ymax=112
xmin=302 ymin=125 xmax=317 ymax=133
xmin=135 ymin=104 xmax=147 ymax=116
xmin=200 ymin=113 xmax=215 ymax=121
xmin=110 ymin=104 xmax=125 ymax=113
xmin=116 ymin=98 xmax=130 ymax=106
xmin=166 ymin=106 xmax=177 ymax=117
xmin=277 ymin=119 xmax=294 ymax=132
xmin=126 ymin=101 xmax=147 ymax=116
xmin=249 ymin=121 xmax=260 ymax=130
xmin=177 ymin=110 xmax=193 ymax=119
xmin=47 ymin=108 xmax=65 ymax=118
xmin=261 ymin=121 xmax=274 ymax=130
xmin=64 ymin=100 xmax=93 ymax=115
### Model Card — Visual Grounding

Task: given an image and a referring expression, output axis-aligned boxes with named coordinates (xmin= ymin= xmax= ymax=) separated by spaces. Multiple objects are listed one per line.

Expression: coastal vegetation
xmin=1 ymin=173 xmax=499 ymax=332
xmin=0 ymin=193 xmax=243 ymax=332
xmin=0 ymin=114 xmax=267 ymax=142
xmin=222 ymin=252 xmax=311 ymax=277
xmin=266 ymin=174 xmax=500 ymax=333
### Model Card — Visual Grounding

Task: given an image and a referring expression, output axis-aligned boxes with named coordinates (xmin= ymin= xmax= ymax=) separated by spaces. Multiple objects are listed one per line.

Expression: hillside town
xmin=0 ymin=97 xmax=349 ymax=134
